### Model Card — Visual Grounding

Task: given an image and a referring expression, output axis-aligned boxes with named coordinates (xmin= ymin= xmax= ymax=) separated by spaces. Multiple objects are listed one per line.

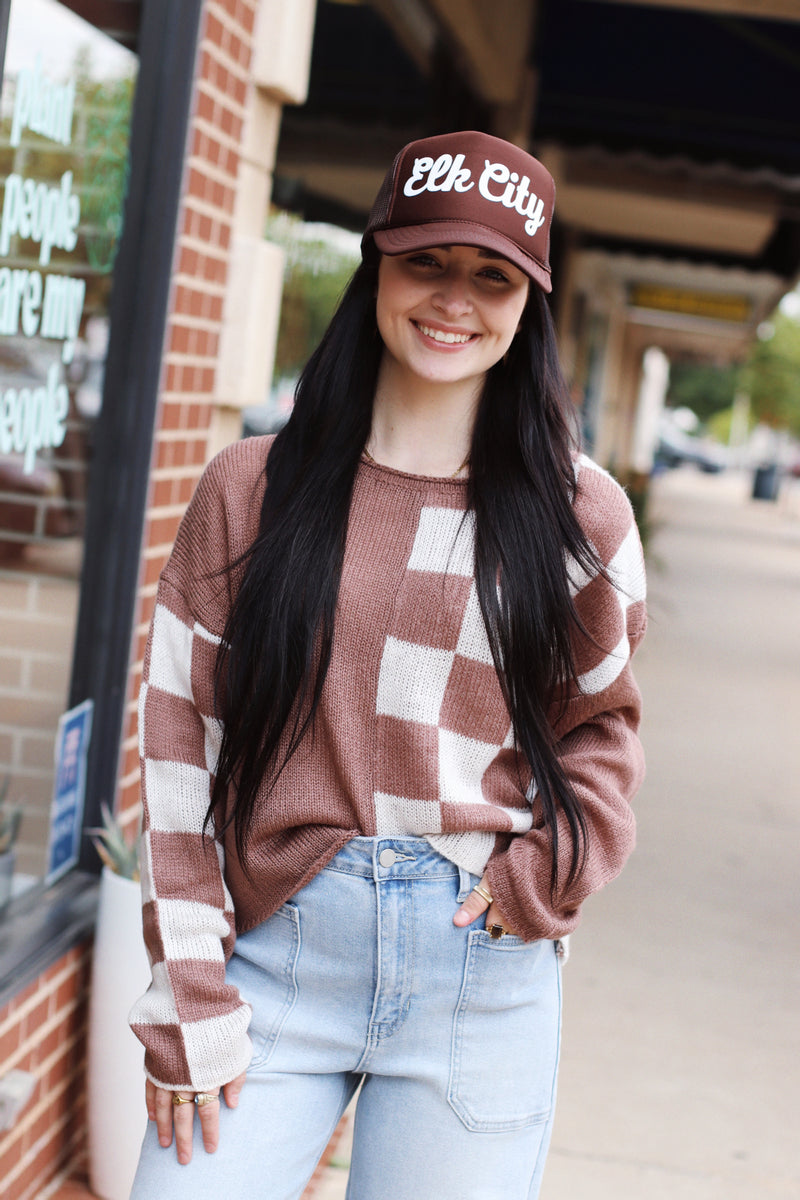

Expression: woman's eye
xmin=405 ymin=253 xmax=441 ymax=269
xmin=479 ymin=268 xmax=510 ymax=284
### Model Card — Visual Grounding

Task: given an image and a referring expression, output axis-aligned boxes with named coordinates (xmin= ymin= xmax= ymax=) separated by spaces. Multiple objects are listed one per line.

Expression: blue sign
xmin=46 ymin=698 xmax=93 ymax=883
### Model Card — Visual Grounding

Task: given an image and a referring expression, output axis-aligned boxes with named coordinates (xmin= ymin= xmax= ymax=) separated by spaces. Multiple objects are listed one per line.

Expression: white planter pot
xmin=87 ymin=867 xmax=151 ymax=1200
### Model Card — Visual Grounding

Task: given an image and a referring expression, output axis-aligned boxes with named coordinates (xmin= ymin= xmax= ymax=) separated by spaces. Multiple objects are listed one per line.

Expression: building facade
xmin=1 ymin=1 xmax=799 ymax=1196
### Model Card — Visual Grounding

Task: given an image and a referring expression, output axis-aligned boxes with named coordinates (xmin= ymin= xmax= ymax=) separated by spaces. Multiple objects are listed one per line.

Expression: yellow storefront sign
xmin=629 ymin=284 xmax=751 ymax=324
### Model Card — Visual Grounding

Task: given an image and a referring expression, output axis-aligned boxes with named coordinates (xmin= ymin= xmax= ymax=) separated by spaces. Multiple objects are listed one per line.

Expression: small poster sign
xmin=46 ymin=699 xmax=94 ymax=884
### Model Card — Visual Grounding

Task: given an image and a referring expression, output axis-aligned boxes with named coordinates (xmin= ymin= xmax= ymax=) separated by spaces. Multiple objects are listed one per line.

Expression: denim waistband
xmin=325 ymin=836 xmax=472 ymax=889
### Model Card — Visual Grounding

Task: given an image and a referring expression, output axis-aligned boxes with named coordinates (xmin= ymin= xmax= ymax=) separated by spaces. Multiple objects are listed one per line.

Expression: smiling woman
xmin=129 ymin=130 xmax=647 ymax=1200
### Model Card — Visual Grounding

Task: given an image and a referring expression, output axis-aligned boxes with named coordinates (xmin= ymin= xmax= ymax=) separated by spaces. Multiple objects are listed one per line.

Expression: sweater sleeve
xmin=485 ymin=459 xmax=647 ymax=941
xmin=129 ymin=447 xmax=264 ymax=1091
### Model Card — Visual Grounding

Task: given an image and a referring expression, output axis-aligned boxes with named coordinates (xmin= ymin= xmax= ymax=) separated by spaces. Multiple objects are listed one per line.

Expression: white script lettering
xmin=0 ymin=268 xmax=86 ymax=363
xmin=0 ymin=364 xmax=69 ymax=474
xmin=403 ymin=153 xmax=473 ymax=197
xmin=1 ymin=171 xmax=81 ymax=267
xmin=478 ymin=160 xmax=546 ymax=236
xmin=11 ymin=55 xmax=75 ymax=149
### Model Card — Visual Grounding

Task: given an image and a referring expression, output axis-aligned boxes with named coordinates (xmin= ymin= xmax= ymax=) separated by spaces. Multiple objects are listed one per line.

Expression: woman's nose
xmin=432 ymin=271 xmax=472 ymax=316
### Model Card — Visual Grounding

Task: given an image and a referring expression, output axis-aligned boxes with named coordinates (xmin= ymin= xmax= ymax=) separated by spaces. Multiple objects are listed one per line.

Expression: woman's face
xmin=375 ymin=245 xmax=530 ymax=395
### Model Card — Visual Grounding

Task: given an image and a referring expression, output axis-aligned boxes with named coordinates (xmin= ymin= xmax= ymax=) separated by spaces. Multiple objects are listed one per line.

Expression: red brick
xmin=121 ymin=741 xmax=140 ymax=780
xmin=154 ymin=440 xmax=173 ymax=471
xmin=54 ymin=977 xmax=78 ymax=1014
xmin=35 ymin=1023 xmax=62 ymax=1070
xmin=22 ymin=997 xmax=50 ymax=1042
xmin=219 ymin=106 xmax=235 ymax=137
xmin=179 ymin=246 xmax=199 ymax=276
xmin=197 ymin=90 xmax=215 ymax=123
xmin=206 ymin=13 xmax=225 ymax=49
xmin=198 ymin=48 xmax=212 ymax=84
xmin=149 ymin=513 xmax=182 ymax=546
xmin=0 ymin=1134 xmax=23 ymax=1184
xmin=170 ymin=326 xmax=191 ymax=355
xmin=177 ymin=475 xmax=198 ymax=504
xmin=152 ymin=477 xmax=174 ymax=508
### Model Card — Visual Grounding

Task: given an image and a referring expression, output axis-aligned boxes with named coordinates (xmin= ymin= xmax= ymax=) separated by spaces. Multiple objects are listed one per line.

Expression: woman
xmin=130 ymin=130 xmax=646 ymax=1200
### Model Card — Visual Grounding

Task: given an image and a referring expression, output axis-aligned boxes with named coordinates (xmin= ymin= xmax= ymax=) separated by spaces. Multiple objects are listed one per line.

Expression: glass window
xmin=0 ymin=0 xmax=137 ymax=901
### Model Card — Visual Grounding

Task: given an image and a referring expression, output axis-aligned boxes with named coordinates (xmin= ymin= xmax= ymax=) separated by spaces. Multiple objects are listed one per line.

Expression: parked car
xmin=655 ymin=417 xmax=728 ymax=473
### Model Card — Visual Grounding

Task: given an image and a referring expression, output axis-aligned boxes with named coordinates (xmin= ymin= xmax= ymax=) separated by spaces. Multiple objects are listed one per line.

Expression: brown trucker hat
xmin=362 ymin=130 xmax=556 ymax=293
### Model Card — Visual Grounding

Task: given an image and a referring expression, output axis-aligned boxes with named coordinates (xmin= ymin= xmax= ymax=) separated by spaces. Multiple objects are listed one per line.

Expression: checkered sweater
xmin=130 ymin=436 xmax=646 ymax=1090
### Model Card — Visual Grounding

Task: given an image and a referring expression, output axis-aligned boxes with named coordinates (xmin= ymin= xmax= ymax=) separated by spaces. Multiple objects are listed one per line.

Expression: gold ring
xmin=488 ymin=923 xmax=506 ymax=940
xmin=172 ymin=1093 xmax=194 ymax=1106
xmin=194 ymin=1092 xmax=218 ymax=1107
xmin=472 ymin=884 xmax=493 ymax=905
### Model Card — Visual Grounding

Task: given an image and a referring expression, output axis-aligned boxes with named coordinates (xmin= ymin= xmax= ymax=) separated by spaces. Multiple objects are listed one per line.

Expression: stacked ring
xmin=472 ymin=883 xmax=493 ymax=905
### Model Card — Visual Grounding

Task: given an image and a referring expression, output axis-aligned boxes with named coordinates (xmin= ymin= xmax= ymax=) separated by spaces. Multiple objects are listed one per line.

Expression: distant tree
xmin=267 ymin=212 xmax=360 ymax=378
xmin=666 ymin=361 xmax=739 ymax=424
xmin=742 ymin=312 xmax=800 ymax=438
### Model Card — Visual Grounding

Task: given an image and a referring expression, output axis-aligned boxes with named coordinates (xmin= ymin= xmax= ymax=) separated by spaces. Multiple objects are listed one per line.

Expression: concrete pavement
xmin=542 ymin=467 xmax=800 ymax=1199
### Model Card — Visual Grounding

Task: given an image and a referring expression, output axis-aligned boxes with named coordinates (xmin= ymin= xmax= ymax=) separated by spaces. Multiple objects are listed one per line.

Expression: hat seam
xmin=375 ymin=218 xmax=551 ymax=275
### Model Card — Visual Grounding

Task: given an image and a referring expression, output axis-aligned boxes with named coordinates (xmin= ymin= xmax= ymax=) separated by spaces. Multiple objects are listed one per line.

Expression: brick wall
xmin=117 ymin=0 xmax=256 ymax=838
xmin=0 ymin=945 xmax=91 ymax=1200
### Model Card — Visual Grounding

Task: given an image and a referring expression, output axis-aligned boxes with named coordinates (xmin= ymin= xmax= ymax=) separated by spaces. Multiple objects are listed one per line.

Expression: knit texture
xmin=130 ymin=436 xmax=646 ymax=1089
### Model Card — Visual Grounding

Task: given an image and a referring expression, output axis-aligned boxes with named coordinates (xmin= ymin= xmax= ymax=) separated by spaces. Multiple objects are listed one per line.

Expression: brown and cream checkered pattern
xmin=130 ymin=438 xmax=646 ymax=1090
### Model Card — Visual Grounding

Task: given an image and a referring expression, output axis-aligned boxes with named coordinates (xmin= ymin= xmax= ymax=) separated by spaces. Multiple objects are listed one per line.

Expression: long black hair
xmin=209 ymin=250 xmax=602 ymax=898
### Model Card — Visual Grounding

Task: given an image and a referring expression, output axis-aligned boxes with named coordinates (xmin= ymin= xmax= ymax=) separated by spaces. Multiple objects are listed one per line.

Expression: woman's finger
xmin=153 ymin=1085 xmax=179 ymax=1149
xmin=194 ymin=1091 xmax=222 ymax=1155
xmin=145 ymin=1078 xmax=157 ymax=1123
xmin=171 ymin=1092 xmax=197 ymax=1165
xmin=453 ymin=875 xmax=492 ymax=927
xmin=222 ymin=1071 xmax=247 ymax=1110
xmin=453 ymin=876 xmax=519 ymax=936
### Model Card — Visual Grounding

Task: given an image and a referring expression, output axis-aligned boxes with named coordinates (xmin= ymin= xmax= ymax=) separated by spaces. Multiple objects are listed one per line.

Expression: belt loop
xmin=456 ymin=865 xmax=474 ymax=902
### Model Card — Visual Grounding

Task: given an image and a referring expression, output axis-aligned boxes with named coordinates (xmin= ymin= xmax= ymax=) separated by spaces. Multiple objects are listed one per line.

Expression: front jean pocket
xmin=448 ymin=931 xmax=561 ymax=1132
xmin=230 ymin=903 xmax=301 ymax=1072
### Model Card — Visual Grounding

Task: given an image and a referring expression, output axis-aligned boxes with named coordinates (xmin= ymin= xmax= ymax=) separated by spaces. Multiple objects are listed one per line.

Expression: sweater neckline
xmin=358 ymin=453 xmax=469 ymax=491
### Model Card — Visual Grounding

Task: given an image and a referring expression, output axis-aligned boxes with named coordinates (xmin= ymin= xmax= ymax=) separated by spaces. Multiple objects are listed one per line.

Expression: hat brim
xmin=372 ymin=221 xmax=552 ymax=294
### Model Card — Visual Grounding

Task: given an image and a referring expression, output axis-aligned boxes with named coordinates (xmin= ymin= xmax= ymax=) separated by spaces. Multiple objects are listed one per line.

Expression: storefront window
xmin=0 ymin=0 xmax=136 ymax=899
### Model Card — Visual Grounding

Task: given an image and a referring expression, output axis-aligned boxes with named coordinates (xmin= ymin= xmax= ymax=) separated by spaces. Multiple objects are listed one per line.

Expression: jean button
xmin=379 ymin=848 xmax=397 ymax=868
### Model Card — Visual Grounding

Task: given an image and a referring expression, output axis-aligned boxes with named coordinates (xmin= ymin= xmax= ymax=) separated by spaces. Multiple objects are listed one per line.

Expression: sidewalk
xmin=540 ymin=467 xmax=800 ymax=1199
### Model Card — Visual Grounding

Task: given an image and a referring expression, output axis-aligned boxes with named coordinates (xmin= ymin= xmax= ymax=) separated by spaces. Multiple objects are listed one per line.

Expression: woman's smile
xmin=411 ymin=319 xmax=479 ymax=348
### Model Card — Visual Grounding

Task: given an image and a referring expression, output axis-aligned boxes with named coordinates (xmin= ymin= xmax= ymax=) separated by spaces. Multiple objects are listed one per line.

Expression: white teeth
xmin=416 ymin=323 xmax=473 ymax=344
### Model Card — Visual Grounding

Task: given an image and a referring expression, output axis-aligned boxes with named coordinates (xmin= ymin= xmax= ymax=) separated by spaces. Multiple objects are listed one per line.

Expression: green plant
xmin=0 ymin=777 xmax=22 ymax=855
xmin=87 ymin=803 xmax=140 ymax=881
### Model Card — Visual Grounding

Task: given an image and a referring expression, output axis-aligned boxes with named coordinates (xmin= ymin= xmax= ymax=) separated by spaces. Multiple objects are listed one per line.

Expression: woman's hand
xmin=146 ymin=1073 xmax=247 ymax=1165
xmin=453 ymin=874 xmax=518 ymax=937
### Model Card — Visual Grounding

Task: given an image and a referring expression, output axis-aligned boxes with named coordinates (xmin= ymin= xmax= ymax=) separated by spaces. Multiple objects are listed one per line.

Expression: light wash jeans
xmin=131 ymin=837 xmax=562 ymax=1199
